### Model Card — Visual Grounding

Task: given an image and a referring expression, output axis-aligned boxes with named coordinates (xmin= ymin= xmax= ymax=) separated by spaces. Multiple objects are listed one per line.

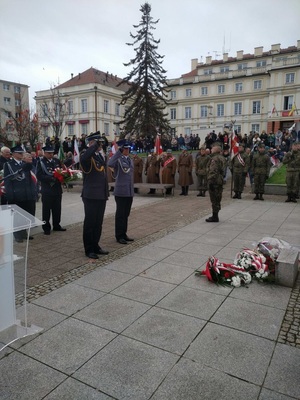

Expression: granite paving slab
xmin=259 ymin=388 xmax=297 ymax=400
xmin=141 ymin=261 xmax=194 ymax=284
xmin=0 ymin=351 xmax=66 ymax=400
xmin=73 ymin=335 xmax=179 ymax=400
xmin=123 ymin=306 xmax=206 ymax=355
xmin=129 ymin=246 xmax=175 ymax=261
xmin=184 ymin=322 xmax=275 ymax=385
xmin=74 ymin=268 xmax=133 ymax=292
xmin=180 ymin=242 xmax=223 ymax=256
xmin=74 ymin=294 xmax=150 ymax=333
xmin=20 ymin=318 xmax=116 ymax=375
xmin=104 ymin=255 xmax=157 ymax=275
xmin=151 ymin=358 xmax=260 ymax=400
xmin=147 ymin=237 xmax=189 ymax=250
xmin=211 ymin=297 xmax=286 ymax=340
xmin=182 ymin=272 xmax=233 ymax=295
xmin=264 ymin=343 xmax=300 ymax=399
xmin=162 ymin=251 xmax=208 ymax=269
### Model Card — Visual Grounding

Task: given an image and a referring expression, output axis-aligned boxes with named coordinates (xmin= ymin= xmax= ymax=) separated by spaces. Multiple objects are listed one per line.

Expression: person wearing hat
xmin=108 ymin=139 xmax=134 ymax=244
xmin=3 ymin=145 xmax=37 ymax=242
xmin=251 ymin=143 xmax=272 ymax=200
xmin=80 ymin=131 xmax=109 ymax=259
xmin=131 ymin=150 xmax=143 ymax=193
xmin=161 ymin=149 xmax=177 ymax=195
xmin=206 ymin=143 xmax=225 ymax=222
xmin=36 ymin=144 xmax=66 ymax=234
xmin=229 ymin=143 xmax=250 ymax=199
xmin=178 ymin=146 xmax=193 ymax=196
xmin=195 ymin=146 xmax=210 ymax=197
xmin=145 ymin=148 xmax=160 ymax=194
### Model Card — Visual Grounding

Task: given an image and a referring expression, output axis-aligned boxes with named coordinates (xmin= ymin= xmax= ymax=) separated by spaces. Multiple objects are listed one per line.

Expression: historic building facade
xmin=165 ymin=40 xmax=300 ymax=141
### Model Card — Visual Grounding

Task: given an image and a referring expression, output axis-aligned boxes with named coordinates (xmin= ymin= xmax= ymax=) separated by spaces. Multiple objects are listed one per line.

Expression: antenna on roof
xmin=222 ymin=33 xmax=231 ymax=54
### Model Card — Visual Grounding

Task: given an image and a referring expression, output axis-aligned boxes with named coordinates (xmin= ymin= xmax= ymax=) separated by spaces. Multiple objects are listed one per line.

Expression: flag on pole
xmin=73 ymin=139 xmax=80 ymax=164
xmin=270 ymin=155 xmax=280 ymax=167
xmin=268 ymin=105 xmax=277 ymax=118
xmin=288 ymin=103 xmax=296 ymax=116
xmin=230 ymin=128 xmax=239 ymax=159
xmin=288 ymin=123 xmax=296 ymax=132
xmin=58 ymin=144 xmax=65 ymax=163
xmin=154 ymin=134 xmax=163 ymax=155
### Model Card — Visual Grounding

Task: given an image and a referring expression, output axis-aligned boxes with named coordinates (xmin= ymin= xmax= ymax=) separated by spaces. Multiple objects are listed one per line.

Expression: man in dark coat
xmin=144 ymin=149 xmax=160 ymax=194
xmin=108 ymin=140 xmax=134 ymax=244
xmin=161 ymin=149 xmax=177 ymax=195
xmin=36 ymin=145 xmax=66 ymax=235
xmin=131 ymin=150 xmax=143 ymax=193
xmin=0 ymin=146 xmax=11 ymax=205
xmin=178 ymin=147 xmax=193 ymax=196
xmin=80 ymin=132 xmax=109 ymax=259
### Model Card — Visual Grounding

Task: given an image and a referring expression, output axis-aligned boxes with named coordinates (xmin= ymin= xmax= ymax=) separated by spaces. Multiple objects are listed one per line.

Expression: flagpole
xmin=230 ymin=120 xmax=236 ymax=199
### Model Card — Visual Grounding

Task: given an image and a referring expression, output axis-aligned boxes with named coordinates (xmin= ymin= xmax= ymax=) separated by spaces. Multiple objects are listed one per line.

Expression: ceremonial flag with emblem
xmin=58 ymin=144 xmax=65 ymax=162
xmin=154 ymin=134 xmax=163 ymax=155
xmin=73 ymin=139 xmax=79 ymax=164
xmin=230 ymin=128 xmax=239 ymax=159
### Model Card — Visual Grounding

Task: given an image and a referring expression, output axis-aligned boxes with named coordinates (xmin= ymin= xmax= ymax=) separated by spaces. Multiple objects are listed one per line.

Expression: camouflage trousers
xmin=233 ymin=172 xmax=246 ymax=193
xmin=208 ymin=184 xmax=223 ymax=213
xmin=286 ymin=171 xmax=300 ymax=195
xmin=197 ymin=174 xmax=207 ymax=191
xmin=253 ymin=174 xmax=267 ymax=194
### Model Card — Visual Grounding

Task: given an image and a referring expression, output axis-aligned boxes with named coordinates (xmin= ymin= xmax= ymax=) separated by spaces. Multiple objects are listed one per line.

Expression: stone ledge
xmin=276 ymin=248 xmax=299 ymax=287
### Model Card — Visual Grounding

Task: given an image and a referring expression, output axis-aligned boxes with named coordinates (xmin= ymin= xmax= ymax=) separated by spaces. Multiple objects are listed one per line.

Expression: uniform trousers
xmin=82 ymin=198 xmax=106 ymax=254
xmin=10 ymin=199 xmax=36 ymax=240
xmin=115 ymin=196 xmax=133 ymax=241
xmin=208 ymin=184 xmax=223 ymax=213
xmin=42 ymin=194 xmax=62 ymax=232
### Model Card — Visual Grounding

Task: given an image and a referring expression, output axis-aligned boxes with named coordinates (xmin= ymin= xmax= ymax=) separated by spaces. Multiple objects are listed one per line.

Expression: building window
xmin=204 ymin=69 xmax=212 ymax=75
xmin=200 ymin=105 xmax=208 ymax=118
xmin=3 ymin=83 xmax=9 ymax=91
xmin=201 ymin=87 xmax=208 ymax=95
xmin=253 ymin=80 xmax=262 ymax=90
xmin=237 ymin=63 xmax=247 ymax=70
xmin=170 ymin=108 xmax=176 ymax=120
xmin=42 ymin=104 xmax=48 ymax=116
xmin=217 ymin=104 xmax=224 ymax=117
xmin=184 ymin=127 xmax=191 ymax=135
xmin=68 ymin=100 xmax=73 ymax=114
xmin=217 ymin=85 xmax=225 ymax=94
xmin=220 ymin=66 xmax=229 ymax=73
xmin=256 ymin=60 xmax=266 ymax=67
xmin=185 ymin=107 xmax=191 ymax=119
xmin=68 ymin=124 xmax=74 ymax=136
xmin=235 ymin=82 xmax=243 ymax=92
xmin=104 ymin=100 xmax=109 ymax=113
xmin=285 ymin=73 xmax=295 ymax=84
xmin=252 ymin=124 xmax=260 ymax=133
xmin=170 ymin=90 xmax=176 ymax=100
xmin=81 ymin=123 xmax=88 ymax=135
xmin=283 ymin=96 xmax=293 ymax=110
xmin=115 ymin=103 xmax=120 ymax=116
xmin=4 ymin=97 xmax=11 ymax=105
xmin=234 ymin=102 xmax=242 ymax=115
xmin=185 ymin=88 xmax=192 ymax=97
xmin=81 ymin=99 xmax=87 ymax=113
xmin=42 ymin=126 xmax=48 ymax=137
xmin=252 ymin=101 xmax=261 ymax=114
xmin=15 ymin=99 xmax=21 ymax=106
xmin=104 ymin=122 xmax=109 ymax=135
xmin=235 ymin=125 xmax=241 ymax=133
xmin=14 ymin=86 xmax=21 ymax=94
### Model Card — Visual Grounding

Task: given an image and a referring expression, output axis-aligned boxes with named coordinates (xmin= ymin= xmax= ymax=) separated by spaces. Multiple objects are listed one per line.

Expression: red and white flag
xmin=230 ymin=128 xmax=239 ymax=159
xmin=154 ymin=134 xmax=163 ymax=155
xmin=270 ymin=155 xmax=279 ymax=166
xmin=74 ymin=139 xmax=80 ymax=164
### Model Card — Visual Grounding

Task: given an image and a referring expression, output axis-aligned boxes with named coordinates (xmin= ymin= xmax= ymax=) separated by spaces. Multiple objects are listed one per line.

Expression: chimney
xmin=223 ymin=53 xmax=228 ymax=62
xmin=254 ymin=46 xmax=263 ymax=57
xmin=191 ymin=58 xmax=198 ymax=70
xmin=271 ymin=43 xmax=281 ymax=54
xmin=78 ymin=73 xmax=81 ymax=79
xmin=237 ymin=50 xmax=243 ymax=60
xmin=206 ymin=55 xmax=212 ymax=65
xmin=71 ymin=73 xmax=73 ymax=79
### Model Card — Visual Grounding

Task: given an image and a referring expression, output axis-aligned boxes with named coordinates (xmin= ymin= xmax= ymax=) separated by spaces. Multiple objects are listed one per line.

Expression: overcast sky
xmin=1 ymin=0 xmax=299 ymax=108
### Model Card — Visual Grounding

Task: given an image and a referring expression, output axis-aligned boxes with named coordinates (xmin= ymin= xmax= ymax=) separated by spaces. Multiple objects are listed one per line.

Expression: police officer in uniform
xmin=80 ymin=131 xmax=109 ymax=259
xmin=36 ymin=145 xmax=66 ymax=235
xmin=108 ymin=140 xmax=134 ymax=244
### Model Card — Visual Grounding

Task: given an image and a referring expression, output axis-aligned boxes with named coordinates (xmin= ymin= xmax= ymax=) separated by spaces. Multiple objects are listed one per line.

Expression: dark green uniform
xmin=230 ymin=150 xmax=250 ymax=198
xmin=195 ymin=152 xmax=210 ymax=196
xmin=282 ymin=146 xmax=300 ymax=202
xmin=251 ymin=149 xmax=271 ymax=200
xmin=206 ymin=151 xmax=225 ymax=222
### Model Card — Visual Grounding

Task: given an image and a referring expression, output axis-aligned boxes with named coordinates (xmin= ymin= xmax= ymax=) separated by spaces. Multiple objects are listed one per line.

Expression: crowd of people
xmin=1 ymin=126 xmax=299 ymax=257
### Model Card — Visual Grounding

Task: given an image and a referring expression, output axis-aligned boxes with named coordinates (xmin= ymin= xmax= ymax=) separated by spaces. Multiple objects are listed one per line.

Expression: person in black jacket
xmin=80 ymin=131 xmax=109 ymax=259
xmin=36 ymin=145 xmax=66 ymax=235
xmin=4 ymin=146 xmax=37 ymax=242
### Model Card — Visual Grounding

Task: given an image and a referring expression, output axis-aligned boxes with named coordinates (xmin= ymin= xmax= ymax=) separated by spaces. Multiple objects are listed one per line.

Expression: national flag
xmin=58 ymin=144 xmax=65 ymax=162
xmin=111 ymin=141 xmax=117 ymax=155
xmin=73 ymin=139 xmax=79 ymax=164
xmin=270 ymin=155 xmax=279 ymax=166
xmin=288 ymin=123 xmax=296 ymax=132
xmin=288 ymin=103 xmax=296 ymax=116
xmin=268 ymin=105 xmax=277 ymax=118
xmin=154 ymin=134 xmax=163 ymax=155
xmin=35 ymin=142 xmax=41 ymax=156
xmin=230 ymin=128 xmax=239 ymax=159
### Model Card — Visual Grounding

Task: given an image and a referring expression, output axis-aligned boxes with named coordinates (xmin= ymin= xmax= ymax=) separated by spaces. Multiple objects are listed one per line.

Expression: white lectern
xmin=0 ymin=204 xmax=44 ymax=351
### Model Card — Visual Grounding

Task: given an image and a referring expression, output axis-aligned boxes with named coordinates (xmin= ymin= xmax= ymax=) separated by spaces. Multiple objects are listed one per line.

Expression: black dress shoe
xmin=117 ymin=239 xmax=128 ymax=244
xmin=124 ymin=236 xmax=134 ymax=242
xmin=29 ymin=236 xmax=34 ymax=240
xmin=95 ymin=248 xmax=109 ymax=255
xmin=53 ymin=227 xmax=67 ymax=231
xmin=86 ymin=252 xmax=99 ymax=259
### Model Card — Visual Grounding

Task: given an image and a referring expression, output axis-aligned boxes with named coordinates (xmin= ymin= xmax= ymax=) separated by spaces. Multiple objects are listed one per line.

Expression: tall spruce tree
xmin=117 ymin=2 xmax=171 ymax=140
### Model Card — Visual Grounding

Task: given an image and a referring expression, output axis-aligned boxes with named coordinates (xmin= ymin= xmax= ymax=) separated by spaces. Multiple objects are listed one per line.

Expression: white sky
xmin=1 ymin=0 xmax=299 ymax=107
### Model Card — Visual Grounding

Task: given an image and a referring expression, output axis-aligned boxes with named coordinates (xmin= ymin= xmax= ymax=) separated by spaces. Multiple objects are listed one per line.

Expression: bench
xmin=109 ymin=183 xmax=174 ymax=197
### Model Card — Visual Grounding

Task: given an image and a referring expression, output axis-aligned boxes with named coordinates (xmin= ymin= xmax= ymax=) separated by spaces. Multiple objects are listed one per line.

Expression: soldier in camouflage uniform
xmin=251 ymin=143 xmax=272 ymax=200
xmin=206 ymin=143 xmax=225 ymax=222
xmin=195 ymin=146 xmax=210 ymax=197
xmin=230 ymin=143 xmax=250 ymax=199
xmin=282 ymin=142 xmax=300 ymax=203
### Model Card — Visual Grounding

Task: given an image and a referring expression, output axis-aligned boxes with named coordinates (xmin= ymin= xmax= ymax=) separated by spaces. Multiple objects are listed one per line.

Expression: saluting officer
xmin=80 ymin=131 xmax=109 ymax=259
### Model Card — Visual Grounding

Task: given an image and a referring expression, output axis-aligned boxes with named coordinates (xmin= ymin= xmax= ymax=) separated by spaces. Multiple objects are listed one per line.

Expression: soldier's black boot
xmin=184 ymin=186 xmax=189 ymax=196
xmin=197 ymin=191 xmax=202 ymax=197
xmin=253 ymin=194 xmax=259 ymax=200
xmin=290 ymin=196 xmax=297 ymax=203
xmin=237 ymin=192 xmax=242 ymax=199
xmin=285 ymin=195 xmax=291 ymax=203
xmin=202 ymin=191 xmax=206 ymax=197
xmin=259 ymin=193 xmax=264 ymax=201
xmin=205 ymin=212 xmax=219 ymax=223
xmin=233 ymin=192 xmax=238 ymax=199
xmin=180 ymin=187 xmax=185 ymax=195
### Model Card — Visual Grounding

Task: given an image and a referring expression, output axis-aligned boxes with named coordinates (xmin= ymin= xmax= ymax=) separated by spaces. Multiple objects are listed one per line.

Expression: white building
xmin=165 ymin=40 xmax=300 ymax=142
